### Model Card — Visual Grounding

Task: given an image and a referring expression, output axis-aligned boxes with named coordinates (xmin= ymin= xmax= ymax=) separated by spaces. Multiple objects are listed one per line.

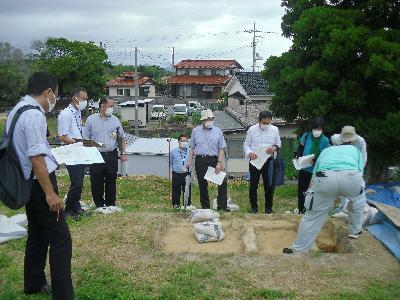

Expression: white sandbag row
xmin=94 ymin=206 xmax=124 ymax=214
xmin=0 ymin=214 xmax=28 ymax=244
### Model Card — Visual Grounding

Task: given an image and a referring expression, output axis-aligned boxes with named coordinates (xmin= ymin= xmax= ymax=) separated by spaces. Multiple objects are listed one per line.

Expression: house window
xmin=227 ymin=139 xmax=244 ymax=159
xmin=184 ymin=69 xmax=189 ymax=75
xmin=211 ymin=69 xmax=219 ymax=75
xmin=198 ymin=69 xmax=206 ymax=75
xmin=117 ymin=88 xmax=123 ymax=96
xmin=229 ymin=69 xmax=234 ymax=75
xmin=124 ymin=89 xmax=130 ymax=96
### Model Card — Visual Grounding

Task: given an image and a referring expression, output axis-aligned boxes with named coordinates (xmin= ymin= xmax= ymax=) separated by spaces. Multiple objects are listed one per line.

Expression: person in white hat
xmin=283 ymin=130 xmax=366 ymax=254
xmin=187 ymin=109 xmax=229 ymax=211
xmin=331 ymin=126 xmax=367 ymax=212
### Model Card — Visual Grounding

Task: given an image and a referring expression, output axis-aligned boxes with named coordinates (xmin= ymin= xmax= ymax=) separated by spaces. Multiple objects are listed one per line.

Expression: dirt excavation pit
xmin=159 ymin=215 xmax=352 ymax=256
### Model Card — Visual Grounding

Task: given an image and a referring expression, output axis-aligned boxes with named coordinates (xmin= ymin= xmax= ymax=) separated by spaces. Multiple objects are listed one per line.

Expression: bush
xmin=168 ymin=114 xmax=188 ymax=125
xmin=121 ymin=120 xmax=129 ymax=127
xmin=191 ymin=112 xmax=201 ymax=125
xmin=280 ymin=137 xmax=298 ymax=179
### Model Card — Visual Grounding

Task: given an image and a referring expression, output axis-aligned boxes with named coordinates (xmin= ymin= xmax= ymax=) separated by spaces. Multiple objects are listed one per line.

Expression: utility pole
xmin=134 ymin=47 xmax=139 ymax=136
xmin=244 ymin=22 xmax=263 ymax=72
xmin=171 ymin=47 xmax=175 ymax=68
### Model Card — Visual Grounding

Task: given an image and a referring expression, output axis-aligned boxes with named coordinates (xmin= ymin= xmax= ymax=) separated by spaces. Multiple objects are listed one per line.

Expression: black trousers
xmin=249 ymin=159 xmax=275 ymax=212
xmin=65 ymin=164 xmax=85 ymax=213
xmin=297 ymin=169 xmax=313 ymax=213
xmin=24 ymin=172 xmax=74 ymax=300
xmin=89 ymin=150 xmax=118 ymax=207
xmin=172 ymin=171 xmax=192 ymax=206
xmin=195 ymin=156 xmax=227 ymax=209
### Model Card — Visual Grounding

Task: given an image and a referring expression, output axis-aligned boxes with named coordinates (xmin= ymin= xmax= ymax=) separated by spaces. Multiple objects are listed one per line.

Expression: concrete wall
xmin=109 ymin=86 xmax=156 ymax=98
xmin=176 ymin=68 xmax=238 ymax=76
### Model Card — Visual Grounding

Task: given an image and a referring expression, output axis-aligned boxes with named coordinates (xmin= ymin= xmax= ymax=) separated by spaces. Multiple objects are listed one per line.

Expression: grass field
xmin=1 ymin=175 xmax=399 ymax=300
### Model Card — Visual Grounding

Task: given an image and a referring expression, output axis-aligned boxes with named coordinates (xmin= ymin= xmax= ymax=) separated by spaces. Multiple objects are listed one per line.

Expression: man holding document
xmin=83 ymin=97 xmax=127 ymax=208
xmin=243 ymin=111 xmax=281 ymax=214
xmin=188 ymin=109 xmax=229 ymax=212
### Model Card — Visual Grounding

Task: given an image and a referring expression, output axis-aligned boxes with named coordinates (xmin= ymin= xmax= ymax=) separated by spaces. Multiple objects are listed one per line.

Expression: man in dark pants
xmin=58 ymin=87 xmax=88 ymax=218
xmin=5 ymin=72 xmax=74 ymax=299
xmin=83 ymin=96 xmax=127 ymax=207
xmin=170 ymin=133 xmax=191 ymax=208
xmin=188 ymin=109 xmax=229 ymax=211
xmin=243 ymin=111 xmax=281 ymax=214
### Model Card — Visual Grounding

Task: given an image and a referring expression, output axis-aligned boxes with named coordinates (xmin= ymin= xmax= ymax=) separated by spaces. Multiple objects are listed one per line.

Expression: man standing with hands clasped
xmin=58 ymin=87 xmax=88 ymax=219
xmin=243 ymin=111 xmax=281 ymax=214
xmin=188 ymin=109 xmax=230 ymax=212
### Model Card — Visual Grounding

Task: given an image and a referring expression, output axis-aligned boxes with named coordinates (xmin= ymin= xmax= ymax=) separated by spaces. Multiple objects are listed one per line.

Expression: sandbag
xmin=0 ymin=214 xmax=27 ymax=244
xmin=8 ymin=213 xmax=28 ymax=226
xmin=193 ymin=219 xmax=222 ymax=238
xmin=212 ymin=197 xmax=239 ymax=211
xmin=189 ymin=209 xmax=220 ymax=224
xmin=194 ymin=230 xmax=225 ymax=243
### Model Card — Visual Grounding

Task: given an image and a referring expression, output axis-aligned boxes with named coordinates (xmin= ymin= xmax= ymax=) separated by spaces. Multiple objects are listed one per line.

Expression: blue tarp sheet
xmin=365 ymin=182 xmax=400 ymax=260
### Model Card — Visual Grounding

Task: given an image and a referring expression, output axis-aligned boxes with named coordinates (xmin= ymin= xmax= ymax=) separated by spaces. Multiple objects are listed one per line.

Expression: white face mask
xmin=106 ymin=107 xmax=113 ymax=116
xmin=260 ymin=123 xmax=270 ymax=130
xmin=78 ymin=100 xmax=87 ymax=111
xmin=204 ymin=121 xmax=214 ymax=128
xmin=179 ymin=141 xmax=188 ymax=149
xmin=47 ymin=91 xmax=57 ymax=112
xmin=312 ymin=129 xmax=322 ymax=138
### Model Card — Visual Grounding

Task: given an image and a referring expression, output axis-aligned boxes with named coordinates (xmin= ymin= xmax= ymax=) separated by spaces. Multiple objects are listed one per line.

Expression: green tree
xmin=35 ymin=38 xmax=108 ymax=98
xmin=263 ymin=0 xmax=400 ymax=182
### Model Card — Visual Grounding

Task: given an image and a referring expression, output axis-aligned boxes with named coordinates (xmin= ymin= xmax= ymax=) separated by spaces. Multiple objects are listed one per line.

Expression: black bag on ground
xmin=0 ymin=105 xmax=40 ymax=209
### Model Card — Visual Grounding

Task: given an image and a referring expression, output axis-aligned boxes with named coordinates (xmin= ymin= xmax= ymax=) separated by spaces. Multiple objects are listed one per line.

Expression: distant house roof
xmin=107 ymin=72 xmax=154 ymax=87
xmin=213 ymin=110 xmax=246 ymax=133
xmin=225 ymin=72 xmax=272 ymax=97
xmin=175 ymin=59 xmax=243 ymax=69
xmin=225 ymin=103 xmax=290 ymax=128
xmin=167 ymin=75 xmax=230 ymax=85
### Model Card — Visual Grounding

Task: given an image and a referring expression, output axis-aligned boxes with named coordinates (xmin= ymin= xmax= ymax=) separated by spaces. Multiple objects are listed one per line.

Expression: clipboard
xmin=74 ymin=139 xmax=104 ymax=148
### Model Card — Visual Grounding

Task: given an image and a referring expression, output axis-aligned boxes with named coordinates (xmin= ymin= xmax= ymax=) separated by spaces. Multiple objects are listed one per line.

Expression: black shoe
xmin=217 ymin=207 xmax=231 ymax=212
xmin=283 ymin=248 xmax=293 ymax=254
xmin=265 ymin=208 xmax=274 ymax=214
xmin=250 ymin=208 xmax=258 ymax=214
xmin=25 ymin=284 xmax=52 ymax=295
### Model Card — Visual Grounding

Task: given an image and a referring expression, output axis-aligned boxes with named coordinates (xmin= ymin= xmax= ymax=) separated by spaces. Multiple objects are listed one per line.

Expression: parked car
xmin=187 ymin=101 xmax=203 ymax=116
xmin=151 ymin=105 xmax=167 ymax=120
xmin=173 ymin=104 xmax=188 ymax=116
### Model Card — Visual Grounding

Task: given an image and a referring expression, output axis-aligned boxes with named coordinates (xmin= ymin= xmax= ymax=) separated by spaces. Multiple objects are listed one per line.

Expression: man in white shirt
xmin=57 ymin=87 xmax=88 ymax=218
xmin=243 ymin=111 xmax=281 ymax=214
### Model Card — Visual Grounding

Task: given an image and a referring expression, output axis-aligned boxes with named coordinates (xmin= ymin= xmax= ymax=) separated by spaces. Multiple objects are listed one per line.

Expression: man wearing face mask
xmin=5 ymin=72 xmax=74 ymax=299
xmin=295 ymin=117 xmax=330 ymax=214
xmin=83 ymin=96 xmax=127 ymax=208
xmin=243 ymin=111 xmax=281 ymax=214
xmin=170 ymin=133 xmax=192 ymax=208
xmin=188 ymin=109 xmax=229 ymax=211
xmin=57 ymin=87 xmax=88 ymax=218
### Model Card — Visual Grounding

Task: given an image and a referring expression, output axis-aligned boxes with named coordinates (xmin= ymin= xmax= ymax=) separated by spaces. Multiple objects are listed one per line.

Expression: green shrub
xmin=168 ymin=114 xmax=188 ymax=125
xmin=191 ymin=112 xmax=201 ymax=125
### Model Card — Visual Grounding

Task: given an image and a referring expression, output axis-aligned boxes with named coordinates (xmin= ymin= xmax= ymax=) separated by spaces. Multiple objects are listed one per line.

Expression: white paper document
xmin=250 ymin=147 xmax=272 ymax=170
xmin=204 ymin=166 xmax=226 ymax=186
xmin=51 ymin=143 xmax=105 ymax=165
xmin=293 ymin=154 xmax=315 ymax=171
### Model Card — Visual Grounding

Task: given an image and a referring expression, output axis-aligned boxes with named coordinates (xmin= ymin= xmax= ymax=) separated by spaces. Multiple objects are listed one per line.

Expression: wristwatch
xmin=121 ymin=152 xmax=126 ymax=155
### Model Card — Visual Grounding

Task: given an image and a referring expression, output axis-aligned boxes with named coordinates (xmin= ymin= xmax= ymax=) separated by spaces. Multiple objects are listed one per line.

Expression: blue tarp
xmin=365 ymin=182 xmax=400 ymax=260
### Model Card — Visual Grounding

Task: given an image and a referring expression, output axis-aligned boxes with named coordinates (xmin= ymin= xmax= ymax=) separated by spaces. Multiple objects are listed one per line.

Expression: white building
xmin=107 ymin=72 xmax=156 ymax=98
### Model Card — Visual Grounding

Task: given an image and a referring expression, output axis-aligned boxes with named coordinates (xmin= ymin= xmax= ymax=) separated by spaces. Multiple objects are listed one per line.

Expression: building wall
xmin=109 ymin=86 xmax=155 ymax=98
xmin=176 ymin=68 xmax=239 ymax=76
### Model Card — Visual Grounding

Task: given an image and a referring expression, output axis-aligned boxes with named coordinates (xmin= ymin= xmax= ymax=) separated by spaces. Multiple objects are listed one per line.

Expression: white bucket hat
xmin=340 ymin=126 xmax=357 ymax=143
xmin=200 ymin=109 xmax=214 ymax=121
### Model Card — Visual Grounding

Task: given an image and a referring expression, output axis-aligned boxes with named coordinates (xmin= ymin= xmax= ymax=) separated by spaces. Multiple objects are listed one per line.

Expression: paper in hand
xmin=52 ymin=143 xmax=105 ymax=165
xmin=250 ymin=146 xmax=272 ymax=170
xmin=293 ymin=154 xmax=315 ymax=171
xmin=204 ymin=166 xmax=226 ymax=186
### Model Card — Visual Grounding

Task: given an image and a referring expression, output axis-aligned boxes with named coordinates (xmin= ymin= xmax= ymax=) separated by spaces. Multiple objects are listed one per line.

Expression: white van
xmin=188 ymin=101 xmax=203 ymax=116
xmin=173 ymin=104 xmax=188 ymax=116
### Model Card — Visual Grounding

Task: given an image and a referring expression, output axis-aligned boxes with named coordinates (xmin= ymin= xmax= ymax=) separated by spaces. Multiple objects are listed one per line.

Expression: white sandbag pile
xmin=332 ymin=201 xmax=380 ymax=226
xmin=0 ymin=214 xmax=28 ymax=244
xmin=189 ymin=209 xmax=225 ymax=243
xmin=212 ymin=197 xmax=239 ymax=211
xmin=94 ymin=206 xmax=124 ymax=214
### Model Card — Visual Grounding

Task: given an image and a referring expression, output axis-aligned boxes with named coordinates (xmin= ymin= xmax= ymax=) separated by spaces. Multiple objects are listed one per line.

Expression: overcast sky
xmin=0 ymin=0 xmax=292 ymax=71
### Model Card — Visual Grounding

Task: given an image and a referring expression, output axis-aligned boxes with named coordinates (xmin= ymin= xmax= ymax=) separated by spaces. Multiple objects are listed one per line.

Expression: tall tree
xmin=35 ymin=38 xmax=108 ymax=99
xmin=263 ymin=0 xmax=400 ymax=182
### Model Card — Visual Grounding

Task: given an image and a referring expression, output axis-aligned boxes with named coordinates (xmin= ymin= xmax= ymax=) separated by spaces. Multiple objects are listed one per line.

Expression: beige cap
xmin=200 ymin=109 xmax=214 ymax=121
xmin=340 ymin=126 xmax=357 ymax=143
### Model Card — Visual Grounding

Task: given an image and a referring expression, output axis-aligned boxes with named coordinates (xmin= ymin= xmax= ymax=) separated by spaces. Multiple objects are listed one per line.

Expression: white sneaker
xmin=348 ymin=231 xmax=362 ymax=239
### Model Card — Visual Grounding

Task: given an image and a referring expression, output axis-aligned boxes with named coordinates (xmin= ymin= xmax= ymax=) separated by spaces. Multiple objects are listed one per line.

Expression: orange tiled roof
xmin=174 ymin=59 xmax=243 ymax=69
xmin=107 ymin=75 xmax=150 ymax=87
xmin=167 ymin=75 xmax=230 ymax=85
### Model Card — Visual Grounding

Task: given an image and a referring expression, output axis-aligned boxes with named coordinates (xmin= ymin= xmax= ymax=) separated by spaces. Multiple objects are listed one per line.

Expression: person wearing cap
xmin=243 ymin=111 xmax=281 ymax=214
xmin=170 ymin=133 xmax=192 ymax=209
xmin=57 ymin=87 xmax=88 ymax=219
xmin=295 ymin=117 xmax=330 ymax=214
xmin=187 ymin=109 xmax=229 ymax=211
xmin=283 ymin=130 xmax=366 ymax=254
xmin=331 ymin=126 xmax=367 ymax=212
